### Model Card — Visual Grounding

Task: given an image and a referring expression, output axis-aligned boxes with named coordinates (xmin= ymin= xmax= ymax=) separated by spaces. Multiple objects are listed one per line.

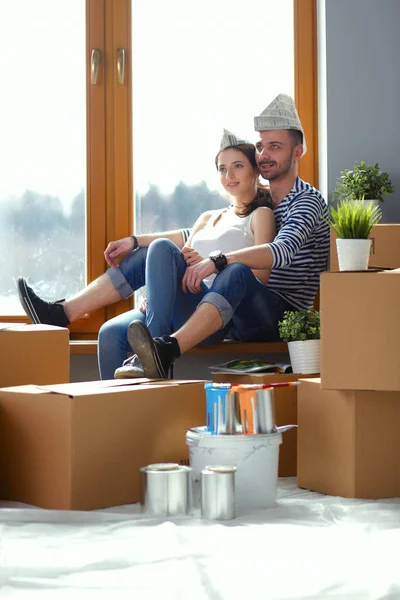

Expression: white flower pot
xmin=336 ymin=238 xmax=372 ymax=271
xmin=349 ymin=199 xmax=379 ymax=209
xmin=288 ymin=339 xmax=320 ymax=374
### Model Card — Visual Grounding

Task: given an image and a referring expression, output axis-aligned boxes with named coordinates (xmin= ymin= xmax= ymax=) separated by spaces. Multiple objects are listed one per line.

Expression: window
xmin=0 ymin=1 xmax=87 ymax=314
xmin=132 ymin=0 xmax=295 ymax=234
xmin=0 ymin=0 xmax=317 ymax=334
xmin=0 ymin=0 xmax=109 ymax=334
xmin=131 ymin=0 xmax=317 ymax=306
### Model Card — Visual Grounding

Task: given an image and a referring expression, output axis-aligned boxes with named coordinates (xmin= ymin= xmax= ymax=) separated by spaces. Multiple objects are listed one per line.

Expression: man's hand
xmin=181 ymin=246 xmax=204 ymax=266
xmin=104 ymin=237 xmax=136 ymax=268
xmin=182 ymin=258 xmax=216 ymax=294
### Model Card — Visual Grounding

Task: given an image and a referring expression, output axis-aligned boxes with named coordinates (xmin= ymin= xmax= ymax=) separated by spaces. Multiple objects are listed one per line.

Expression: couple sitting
xmin=17 ymin=94 xmax=330 ymax=380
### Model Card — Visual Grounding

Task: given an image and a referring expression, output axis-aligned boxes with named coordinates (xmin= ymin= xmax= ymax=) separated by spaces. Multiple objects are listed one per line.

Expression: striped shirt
xmin=267 ymin=177 xmax=330 ymax=310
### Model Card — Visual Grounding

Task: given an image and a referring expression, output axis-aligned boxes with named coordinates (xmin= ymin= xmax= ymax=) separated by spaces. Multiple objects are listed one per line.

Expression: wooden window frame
xmin=70 ymin=0 xmax=133 ymax=339
xmin=295 ymin=0 xmax=319 ymax=188
xmin=69 ymin=0 xmax=107 ymax=337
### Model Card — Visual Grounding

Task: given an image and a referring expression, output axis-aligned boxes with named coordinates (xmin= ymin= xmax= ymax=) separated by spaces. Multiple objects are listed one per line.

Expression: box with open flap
xmin=0 ymin=378 xmax=206 ymax=510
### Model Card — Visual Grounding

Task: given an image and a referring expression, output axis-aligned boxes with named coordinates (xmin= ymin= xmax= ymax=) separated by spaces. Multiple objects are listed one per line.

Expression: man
xmin=117 ymin=93 xmax=330 ymax=379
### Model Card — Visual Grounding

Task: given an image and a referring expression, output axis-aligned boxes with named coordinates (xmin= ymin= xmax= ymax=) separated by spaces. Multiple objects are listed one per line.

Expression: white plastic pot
xmin=288 ymin=339 xmax=320 ymax=374
xmin=349 ymin=199 xmax=379 ymax=209
xmin=336 ymin=238 xmax=372 ymax=271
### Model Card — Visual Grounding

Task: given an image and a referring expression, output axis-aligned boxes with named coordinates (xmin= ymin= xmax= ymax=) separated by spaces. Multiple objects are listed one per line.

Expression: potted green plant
xmin=328 ymin=199 xmax=382 ymax=271
xmin=334 ymin=160 xmax=394 ymax=205
xmin=278 ymin=309 xmax=320 ymax=374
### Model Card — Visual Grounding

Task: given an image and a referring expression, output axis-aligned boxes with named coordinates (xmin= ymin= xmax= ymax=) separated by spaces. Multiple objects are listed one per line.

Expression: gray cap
xmin=254 ymin=94 xmax=306 ymax=156
xmin=219 ymin=128 xmax=251 ymax=151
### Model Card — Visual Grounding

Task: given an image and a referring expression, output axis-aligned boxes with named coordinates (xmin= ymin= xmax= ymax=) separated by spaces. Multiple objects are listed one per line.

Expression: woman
xmin=113 ymin=129 xmax=275 ymax=378
xmin=17 ymin=130 xmax=275 ymax=379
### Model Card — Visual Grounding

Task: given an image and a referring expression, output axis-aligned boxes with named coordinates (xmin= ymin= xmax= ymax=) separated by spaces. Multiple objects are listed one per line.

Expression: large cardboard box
xmin=0 ymin=323 xmax=69 ymax=386
xmin=320 ymin=270 xmax=400 ymax=391
xmin=330 ymin=224 xmax=400 ymax=271
xmin=213 ymin=373 xmax=316 ymax=476
xmin=297 ymin=378 xmax=400 ymax=499
xmin=0 ymin=379 xmax=206 ymax=510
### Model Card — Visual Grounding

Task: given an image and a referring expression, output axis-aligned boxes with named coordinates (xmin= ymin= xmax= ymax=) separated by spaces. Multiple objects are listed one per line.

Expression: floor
xmin=1 ymin=478 xmax=399 ymax=599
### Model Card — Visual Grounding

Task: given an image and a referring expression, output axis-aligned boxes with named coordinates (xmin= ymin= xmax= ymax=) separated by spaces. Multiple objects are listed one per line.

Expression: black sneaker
xmin=127 ymin=320 xmax=180 ymax=379
xmin=17 ymin=277 xmax=70 ymax=327
xmin=114 ymin=354 xmax=145 ymax=379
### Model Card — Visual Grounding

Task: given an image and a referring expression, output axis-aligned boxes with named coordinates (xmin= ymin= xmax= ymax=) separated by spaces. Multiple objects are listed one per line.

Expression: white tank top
xmin=191 ymin=207 xmax=256 ymax=287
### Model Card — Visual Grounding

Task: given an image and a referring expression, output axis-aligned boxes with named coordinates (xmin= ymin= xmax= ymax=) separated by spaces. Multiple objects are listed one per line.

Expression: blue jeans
xmin=98 ymin=239 xmax=230 ymax=379
xmin=98 ymin=239 xmax=295 ymax=379
xmin=199 ymin=263 xmax=296 ymax=342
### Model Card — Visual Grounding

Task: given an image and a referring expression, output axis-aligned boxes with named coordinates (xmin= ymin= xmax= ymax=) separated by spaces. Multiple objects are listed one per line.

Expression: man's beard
xmin=264 ymin=156 xmax=294 ymax=182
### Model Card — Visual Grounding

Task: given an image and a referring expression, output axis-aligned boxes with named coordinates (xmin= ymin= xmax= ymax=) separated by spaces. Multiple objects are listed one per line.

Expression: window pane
xmin=132 ymin=0 xmax=294 ymax=233
xmin=0 ymin=1 xmax=86 ymax=315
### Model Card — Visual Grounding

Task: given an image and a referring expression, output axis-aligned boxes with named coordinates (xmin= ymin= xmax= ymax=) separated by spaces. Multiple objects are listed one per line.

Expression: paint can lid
xmin=204 ymin=465 xmax=237 ymax=474
xmin=144 ymin=463 xmax=180 ymax=471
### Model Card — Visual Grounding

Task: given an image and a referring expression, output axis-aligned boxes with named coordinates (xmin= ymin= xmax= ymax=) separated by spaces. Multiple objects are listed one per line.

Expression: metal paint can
xmin=201 ymin=465 xmax=236 ymax=520
xmin=236 ymin=385 xmax=276 ymax=435
xmin=140 ymin=463 xmax=192 ymax=517
xmin=205 ymin=383 xmax=242 ymax=434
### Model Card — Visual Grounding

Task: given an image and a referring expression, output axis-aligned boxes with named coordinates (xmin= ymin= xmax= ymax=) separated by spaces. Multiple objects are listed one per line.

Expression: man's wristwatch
xmin=209 ymin=250 xmax=228 ymax=273
xmin=130 ymin=235 xmax=139 ymax=250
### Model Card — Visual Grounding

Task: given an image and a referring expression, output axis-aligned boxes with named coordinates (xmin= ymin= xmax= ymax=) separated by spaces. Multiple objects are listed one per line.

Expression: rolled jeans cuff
xmin=106 ymin=267 xmax=135 ymax=299
xmin=197 ymin=291 xmax=233 ymax=328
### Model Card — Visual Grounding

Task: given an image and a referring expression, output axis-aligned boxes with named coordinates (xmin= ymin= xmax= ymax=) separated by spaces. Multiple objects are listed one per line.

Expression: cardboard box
xmin=0 ymin=379 xmax=206 ymax=510
xmin=213 ymin=373 xmax=316 ymax=476
xmin=297 ymin=378 xmax=400 ymax=499
xmin=320 ymin=270 xmax=400 ymax=391
xmin=330 ymin=223 xmax=400 ymax=271
xmin=0 ymin=323 xmax=69 ymax=387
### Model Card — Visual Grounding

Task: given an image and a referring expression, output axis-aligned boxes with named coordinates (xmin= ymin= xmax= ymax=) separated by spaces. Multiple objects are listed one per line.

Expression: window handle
xmin=90 ymin=48 xmax=101 ymax=85
xmin=117 ymin=48 xmax=126 ymax=85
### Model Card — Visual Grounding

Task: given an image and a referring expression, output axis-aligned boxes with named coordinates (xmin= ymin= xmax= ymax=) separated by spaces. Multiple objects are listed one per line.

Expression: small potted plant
xmin=328 ymin=199 xmax=382 ymax=271
xmin=278 ymin=309 xmax=320 ymax=374
xmin=334 ymin=160 xmax=394 ymax=206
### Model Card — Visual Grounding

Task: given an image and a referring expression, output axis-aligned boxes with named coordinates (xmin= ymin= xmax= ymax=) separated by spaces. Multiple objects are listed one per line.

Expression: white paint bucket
xmin=186 ymin=426 xmax=283 ymax=513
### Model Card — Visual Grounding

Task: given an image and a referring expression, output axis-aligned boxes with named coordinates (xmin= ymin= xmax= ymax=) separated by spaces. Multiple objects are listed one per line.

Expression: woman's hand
xmin=139 ymin=297 xmax=147 ymax=314
xmin=181 ymin=246 xmax=204 ymax=266
xmin=182 ymin=258 xmax=216 ymax=294
xmin=104 ymin=237 xmax=136 ymax=268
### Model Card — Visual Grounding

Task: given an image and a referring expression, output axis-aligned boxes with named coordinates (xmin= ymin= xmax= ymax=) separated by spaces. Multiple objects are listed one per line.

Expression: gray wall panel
xmin=321 ymin=0 xmax=400 ymax=221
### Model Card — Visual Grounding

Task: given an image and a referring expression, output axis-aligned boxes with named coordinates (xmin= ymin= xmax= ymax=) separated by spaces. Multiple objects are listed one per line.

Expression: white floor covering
xmin=1 ymin=478 xmax=400 ymax=599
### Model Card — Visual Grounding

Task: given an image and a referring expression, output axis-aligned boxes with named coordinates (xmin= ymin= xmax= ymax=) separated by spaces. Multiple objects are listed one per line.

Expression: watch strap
xmin=210 ymin=253 xmax=228 ymax=272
